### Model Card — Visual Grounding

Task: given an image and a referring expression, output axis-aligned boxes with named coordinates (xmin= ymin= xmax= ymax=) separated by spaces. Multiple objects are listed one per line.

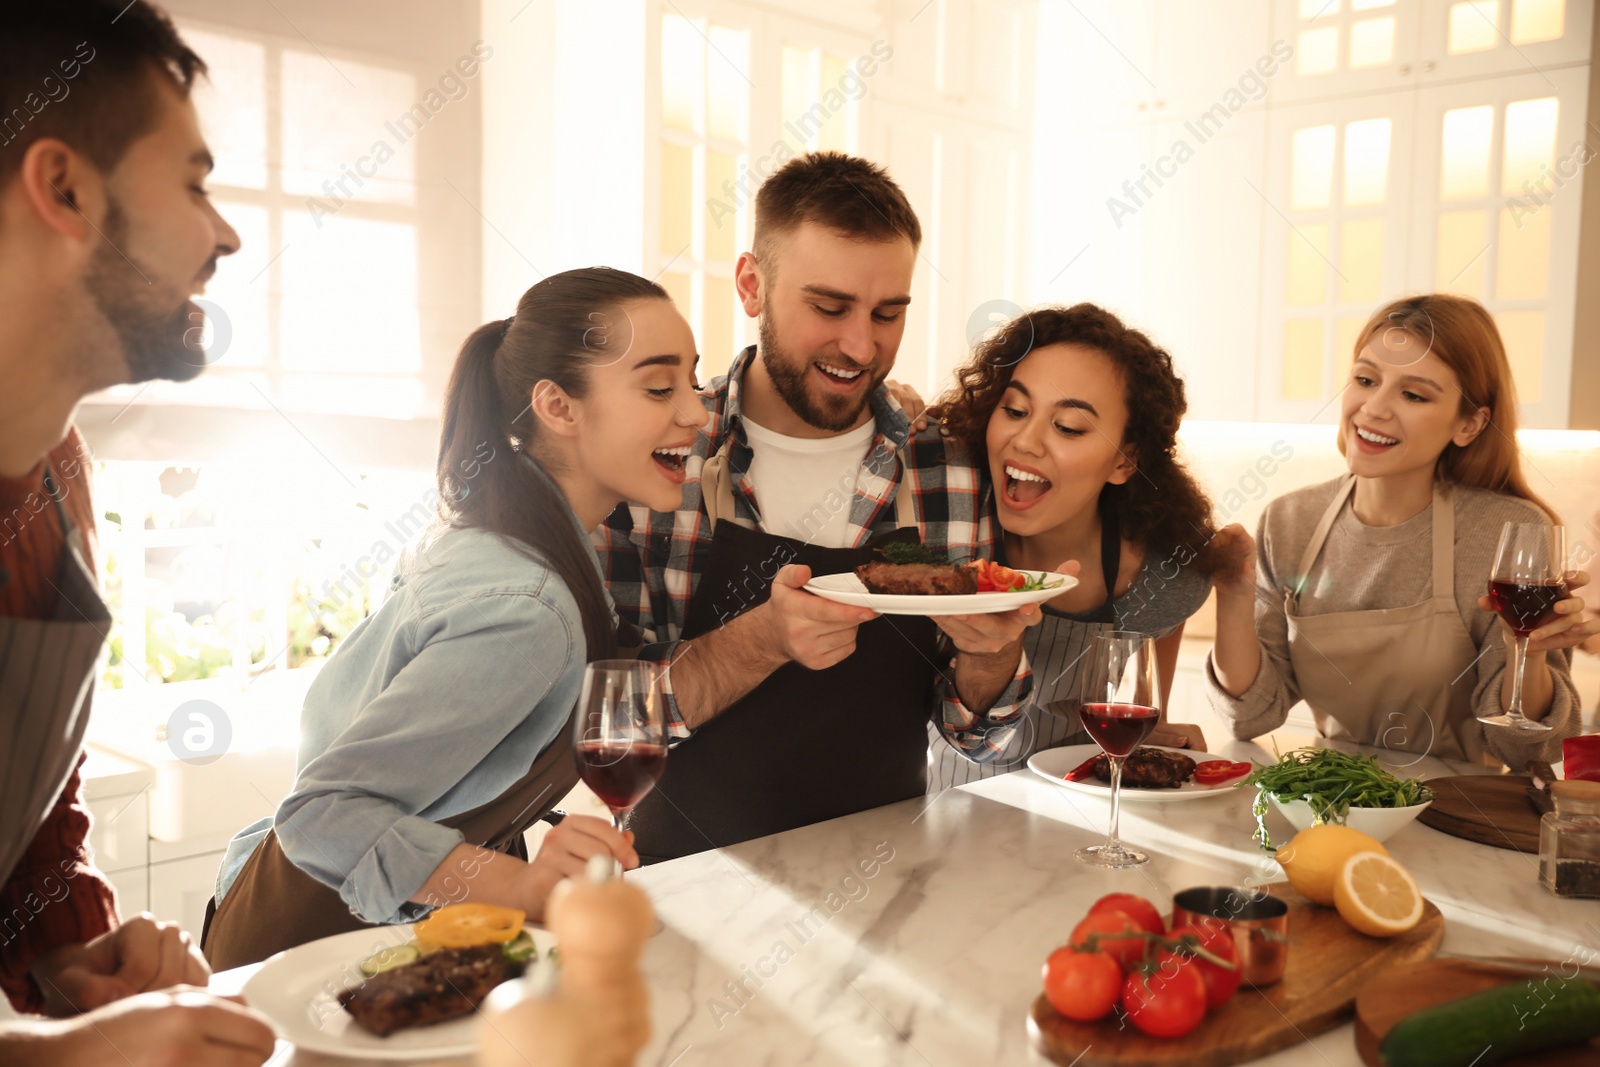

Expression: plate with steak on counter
xmin=1028 ymin=744 xmax=1255 ymax=802
xmin=805 ymin=542 xmax=1075 ymax=615
xmin=241 ymin=903 xmax=554 ymax=1060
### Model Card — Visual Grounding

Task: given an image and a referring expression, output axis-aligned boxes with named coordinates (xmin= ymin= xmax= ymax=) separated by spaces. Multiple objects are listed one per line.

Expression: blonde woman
xmin=1207 ymin=294 xmax=1597 ymax=768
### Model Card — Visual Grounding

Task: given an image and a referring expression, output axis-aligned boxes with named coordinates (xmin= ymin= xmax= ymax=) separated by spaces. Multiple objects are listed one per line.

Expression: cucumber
xmin=1381 ymin=976 xmax=1600 ymax=1067
xmin=358 ymin=943 xmax=421 ymax=977
xmin=501 ymin=930 xmax=538 ymax=964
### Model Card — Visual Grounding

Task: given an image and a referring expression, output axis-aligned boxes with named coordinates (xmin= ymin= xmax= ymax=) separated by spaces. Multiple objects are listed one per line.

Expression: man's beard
xmin=84 ymin=200 xmax=208 ymax=384
xmin=757 ymin=295 xmax=881 ymax=433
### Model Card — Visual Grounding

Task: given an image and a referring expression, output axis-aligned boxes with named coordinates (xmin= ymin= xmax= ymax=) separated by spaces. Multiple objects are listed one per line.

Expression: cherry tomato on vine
xmin=1042 ymin=945 xmax=1122 ymax=1021
xmin=1069 ymin=910 xmax=1145 ymax=972
xmin=1120 ymin=953 xmax=1208 ymax=1038
xmin=1087 ymin=893 xmax=1164 ymax=938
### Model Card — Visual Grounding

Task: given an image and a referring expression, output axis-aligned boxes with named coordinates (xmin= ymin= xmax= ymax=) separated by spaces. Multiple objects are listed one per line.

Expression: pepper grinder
xmin=546 ymin=854 xmax=655 ymax=1067
xmin=477 ymin=855 xmax=655 ymax=1067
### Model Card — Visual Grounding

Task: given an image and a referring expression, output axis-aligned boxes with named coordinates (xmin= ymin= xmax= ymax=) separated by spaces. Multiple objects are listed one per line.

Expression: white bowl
xmin=1268 ymin=795 xmax=1433 ymax=843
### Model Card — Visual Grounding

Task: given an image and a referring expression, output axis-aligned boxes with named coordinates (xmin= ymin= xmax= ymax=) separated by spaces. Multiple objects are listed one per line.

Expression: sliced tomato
xmin=1192 ymin=760 xmax=1252 ymax=786
xmin=1087 ymin=893 xmax=1164 ymax=938
xmin=1042 ymin=945 xmax=1122 ymax=1021
xmin=1064 ymin=756 xmax=1102 ymax=782
xmin=990 ymin=564 xmax=1019 ymax=589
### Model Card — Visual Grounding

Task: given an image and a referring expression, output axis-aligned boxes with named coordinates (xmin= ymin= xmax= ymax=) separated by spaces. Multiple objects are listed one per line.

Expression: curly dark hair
xmin=937 ymin=303 xmax=1226 ymax=576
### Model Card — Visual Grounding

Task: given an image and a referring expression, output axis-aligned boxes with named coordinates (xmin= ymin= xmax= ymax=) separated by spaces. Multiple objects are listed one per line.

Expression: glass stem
xmin=1508 ymin=634 xmax=1529 ymax=722
xmin=1106 ymin=755 xmax=1124 ymax=852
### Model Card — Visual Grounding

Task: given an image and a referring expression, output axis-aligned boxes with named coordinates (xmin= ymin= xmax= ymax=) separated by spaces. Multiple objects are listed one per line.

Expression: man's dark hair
xmin=753 ymin=151 xmax=921 ymax=268
xmin=0 ymin=0 xmax=206 ymax=191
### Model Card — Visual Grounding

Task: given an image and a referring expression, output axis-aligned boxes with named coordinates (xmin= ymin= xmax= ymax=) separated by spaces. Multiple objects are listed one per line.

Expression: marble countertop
xmin=216 ymin=729 xmax=1599 ymax=1066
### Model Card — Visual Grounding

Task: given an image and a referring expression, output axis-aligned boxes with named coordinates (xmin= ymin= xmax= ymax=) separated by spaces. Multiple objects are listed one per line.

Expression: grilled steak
xmin=1090 ymin=746 xmax=1197 ymax=789
xmin=855 ymin=561 xmax=978 ymax=596
xmin=337 ymin=944 xmax=525 ymax=1037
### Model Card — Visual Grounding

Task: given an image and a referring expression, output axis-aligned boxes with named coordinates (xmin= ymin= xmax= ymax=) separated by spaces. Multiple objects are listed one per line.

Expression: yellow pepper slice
xmin=413 ymin=903 xmax=526 ymax=948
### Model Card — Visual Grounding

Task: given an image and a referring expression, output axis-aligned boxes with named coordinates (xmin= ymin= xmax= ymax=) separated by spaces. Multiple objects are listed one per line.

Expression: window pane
xmin=782 ymin=45 xmax=814 ymax=146
xmin=1339 ymin=218 xmax=1384 ymax=303
xmin=182 ymin=27 xmax=267 ymax=189
xmin=1448 ymin=1 xmax=1501 ymax=53
xmin=1292 ymin=126 xmax=1336 ymax=210
xmin=280 ymin=374 xmax=425 ymax=417
xmin=1283 ymin=319 xmax=1324 ymax=400
xmin=1435 ymin=208 xmax=1490 ymax=294
xmin=1494 ymin=309 xmax=1544 ymax=403
xmin=280 ymin=51 xmax=417 ymax=205
xmin=1288 ymin=223 xmax=1331 ymax=305
xmin=1440 ymin=105 xmax=1494 ymax=200
xmin=1349 ymin=18 xmax=1396 ymax=67
xmin=706 ymin=25 xmax=749 ymax=142
xmin=1343 ymin=118 xmax=1391 ymax=205
xmin=202 ymin=202 xmax=270 ymax=369
xmin=817 ymin=54 xmax=850 ymax=153
xmin=1300 ymin=0 xmax=1339 ymax=16
xmin=1335 ymin=316 xmax=1366 ymax=379
xmin=705 ymin=151 xmax=738 ymax=263
xmin=1502 ymin=97 xmax=1558 ymax=196
xmin=1296 ymin=27 xmax=1340 ymax=75
xmin=662 ymin=14 xmax=703 ymax=134
xmin=1497 ymin=205 xmax=1551 ymax=299
xmin=702 ymin=275 xmax=737 ymax=380
xmin=659 ymin=270 xmax=692 ymax=321
xmin=279 ymin=212 xmax=419 ymax=375
xmin=1352 ymin=0 xmax=1396 ymax=8
xmin=659 ymin=142 xmax=694 ymax=257
xmin=1510 ymin=0 xmax=1565 ymax=43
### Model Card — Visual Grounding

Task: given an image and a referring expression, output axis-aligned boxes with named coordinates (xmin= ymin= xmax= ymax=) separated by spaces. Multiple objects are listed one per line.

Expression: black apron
xmin=0 ymin=466 xmax=109 ymax=890
xmin=629 ymin=494 xmax=941 ymax=863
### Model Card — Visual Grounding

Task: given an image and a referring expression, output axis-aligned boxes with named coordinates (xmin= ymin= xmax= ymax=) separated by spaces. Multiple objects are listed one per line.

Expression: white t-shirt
xmin=739 ymin=416 xmax=877 ymax=548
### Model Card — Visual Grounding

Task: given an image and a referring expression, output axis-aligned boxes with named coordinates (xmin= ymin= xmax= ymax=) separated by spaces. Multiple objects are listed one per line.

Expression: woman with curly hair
xmin=927 ymin=303 xmax=1225 ymax=790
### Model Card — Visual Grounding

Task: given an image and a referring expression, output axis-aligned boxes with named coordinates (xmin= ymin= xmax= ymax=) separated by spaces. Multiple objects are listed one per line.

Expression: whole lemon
xmin=1274 ymin=825 xmax=1388 ymax=906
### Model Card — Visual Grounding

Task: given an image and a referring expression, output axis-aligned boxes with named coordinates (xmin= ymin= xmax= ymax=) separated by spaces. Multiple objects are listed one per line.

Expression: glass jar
xmin=1540 ymin=779 xmax=1600 ymax=899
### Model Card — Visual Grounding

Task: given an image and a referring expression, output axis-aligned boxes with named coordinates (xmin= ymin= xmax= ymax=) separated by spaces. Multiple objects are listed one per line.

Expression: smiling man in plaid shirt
xmin=596 ymin=153 xmax=1066 ymax=862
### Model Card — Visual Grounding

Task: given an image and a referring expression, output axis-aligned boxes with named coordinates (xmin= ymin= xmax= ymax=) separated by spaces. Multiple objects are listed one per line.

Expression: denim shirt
xmin=215 ymin=515 xmax=605 ymax=926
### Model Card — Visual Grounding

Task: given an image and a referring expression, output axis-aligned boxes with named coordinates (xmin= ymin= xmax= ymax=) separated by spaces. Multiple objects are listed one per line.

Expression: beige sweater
xmin=1205 ymin=477 xmax=1579 ymax=767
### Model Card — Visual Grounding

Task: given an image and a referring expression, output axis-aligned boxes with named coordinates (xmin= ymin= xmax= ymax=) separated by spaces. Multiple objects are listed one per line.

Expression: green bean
xmin=1243 ymin=745 xmax=1433 ymax=851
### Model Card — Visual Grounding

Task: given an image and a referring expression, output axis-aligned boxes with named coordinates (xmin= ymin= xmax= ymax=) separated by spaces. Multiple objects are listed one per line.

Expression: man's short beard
xmin=85 ymin=199 xmax=205 ymax=384
xmin=757 ymin=294 xmax=880 ymax=433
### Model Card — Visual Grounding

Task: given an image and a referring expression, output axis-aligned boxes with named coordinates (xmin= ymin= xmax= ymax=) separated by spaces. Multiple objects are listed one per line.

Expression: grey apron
xmin=0 ymin=465 xmax=110 ymax=888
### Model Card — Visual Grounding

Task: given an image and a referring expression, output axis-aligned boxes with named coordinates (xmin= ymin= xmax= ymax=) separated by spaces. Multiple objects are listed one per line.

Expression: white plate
xmin=241 ymin=924 xmax=555 ymax=1060
xmin=804 ymin=569 xmax=1076 ymax=615
xmin=1028 ymin=743 xmax=1251 ymax=802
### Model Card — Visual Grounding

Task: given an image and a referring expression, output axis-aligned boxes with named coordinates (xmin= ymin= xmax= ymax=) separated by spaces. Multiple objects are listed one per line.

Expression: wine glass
xmin=572 ymin=660 xmax=669 ymax=844
xmin=1075 ymin=631 xmax=1162 ymax=868
xmin=1484 ymin=522 xmax=1566 ymax=731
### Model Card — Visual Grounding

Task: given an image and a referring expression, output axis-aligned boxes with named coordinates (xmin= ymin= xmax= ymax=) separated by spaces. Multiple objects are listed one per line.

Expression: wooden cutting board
xmin=1355 ymin=958 xmax=1600 ymax=1066
xmin=1027 ymin=883 xmax=1444 ymax=1067
xmin=1416 ymin=775 xmax=1543 ymax=853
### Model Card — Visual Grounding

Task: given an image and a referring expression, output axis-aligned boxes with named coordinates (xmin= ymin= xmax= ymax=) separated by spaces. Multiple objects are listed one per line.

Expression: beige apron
xmin=0 ymin=467 xmax=110 ymax=889
xmin=1285 ymin=476 xmax=1489 ymax=764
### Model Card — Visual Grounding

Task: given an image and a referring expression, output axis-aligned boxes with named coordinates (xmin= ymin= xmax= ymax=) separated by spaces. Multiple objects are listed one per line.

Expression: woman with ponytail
xmin=1207 ymin=293 xmax=1596 ymax=768
xmin=203 ymin=268 xmax=706 ymax=968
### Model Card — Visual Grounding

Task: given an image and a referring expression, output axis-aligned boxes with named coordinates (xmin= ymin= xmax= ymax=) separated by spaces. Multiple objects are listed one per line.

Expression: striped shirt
xmin=0 ymin=427 xmax=120 ymax=1014
xmin=594 ymin=346 xmax=1032 ymax=749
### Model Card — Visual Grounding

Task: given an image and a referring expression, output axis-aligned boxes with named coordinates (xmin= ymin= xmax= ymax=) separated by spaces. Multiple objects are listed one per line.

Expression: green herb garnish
xmin=1244 ymin=744 xmax=1433 ymax=851
xmin=876 ymin=541 xmax=948 ymax=566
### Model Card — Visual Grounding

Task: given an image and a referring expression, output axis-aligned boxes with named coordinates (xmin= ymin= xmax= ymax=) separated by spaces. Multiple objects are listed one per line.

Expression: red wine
xmin=1078 ymin=702 xmax=1160 ymax=757
xmin=576 ymin=741 xmax=667 ymax=812
xmin=1488 ymin=578 xmax=1568 ymax=637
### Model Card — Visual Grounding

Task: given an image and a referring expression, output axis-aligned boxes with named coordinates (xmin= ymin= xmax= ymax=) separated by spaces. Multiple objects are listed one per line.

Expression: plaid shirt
xmin=595 ymin=346 xmax=1031 ymax=757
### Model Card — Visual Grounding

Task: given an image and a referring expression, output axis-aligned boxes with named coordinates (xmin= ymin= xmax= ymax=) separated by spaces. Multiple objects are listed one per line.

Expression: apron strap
xmin=1293 ymin=475 xmax=1357 ymax=604
xmin=1430 ymin=481 xmax=1455 ymax=600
